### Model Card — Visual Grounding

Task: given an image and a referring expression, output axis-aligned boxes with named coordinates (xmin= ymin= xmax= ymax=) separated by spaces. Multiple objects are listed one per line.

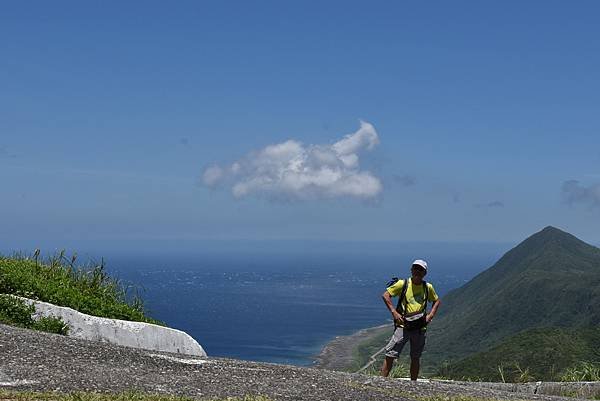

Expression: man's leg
xmin=408 ymin=329 xmax=426 ymax=381
xmin=381 ymin=328 xmax=408 ymax=377
xmin=381 ymin=356 xmax=395 ymax=377
xmin=410 ymin=357 xmax=420 ymax=381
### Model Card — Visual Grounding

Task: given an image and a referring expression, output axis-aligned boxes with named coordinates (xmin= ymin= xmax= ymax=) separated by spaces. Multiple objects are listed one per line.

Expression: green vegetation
xmin=437 ymin=327 xmax=600 ymax=382
xmin=424 ymin=226 xmax=600 ymax=369
xmin=0 ymin=294 xmax=69 ymax=334
xmin=349 ymin=227 xmax=600 ymax=382
xmin=363 ymin=360 xmax=410 ymax=378
xmin=0 ymin=250 xmax=162 ymax=326
xmin=348 ymin=327 xmax=390 ymax=371
xmin=561 ymin=361 xmax=600 ymax=382
xmin=0 ymin=389 xmax=272 ymax=401
xmin=350 ymin=327 xmax=429 ymax=376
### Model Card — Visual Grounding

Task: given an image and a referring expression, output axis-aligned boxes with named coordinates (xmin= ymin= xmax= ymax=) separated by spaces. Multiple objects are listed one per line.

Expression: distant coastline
xmin=313 ymin=323 xmax=390 ymax=371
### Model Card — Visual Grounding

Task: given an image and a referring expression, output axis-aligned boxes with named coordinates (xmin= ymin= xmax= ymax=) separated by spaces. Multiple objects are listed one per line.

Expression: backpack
xmin=386 ymin=277 xmax=429 ymax=330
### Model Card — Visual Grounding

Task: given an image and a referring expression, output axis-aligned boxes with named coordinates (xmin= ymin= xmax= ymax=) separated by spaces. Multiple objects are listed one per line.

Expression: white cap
xmin=412 ymin=259 xmax=428 ymax=271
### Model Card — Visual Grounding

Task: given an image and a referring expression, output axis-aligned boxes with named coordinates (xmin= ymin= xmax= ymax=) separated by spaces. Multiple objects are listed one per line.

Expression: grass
xmin=0 ymin=390 xmax=272 ymax=401
xmin=561 ymin=361 xmax=600 ymax=381
xmin=349 ymin=325 xmax=441 ymax=376
xmin=0 ymin=250 xmax=162 ymax=326
xmin=0 ymin=294 xmax=69 ymax=335
xmin=491 ymin=362 xmax=536 ymax=384
xmin=435 ymin=327 xmax=600 ymax=382
xmin=363 ymin=361 xmax=410 ymax=378
xmin=349 ymin=326 xmax=390 ymax=371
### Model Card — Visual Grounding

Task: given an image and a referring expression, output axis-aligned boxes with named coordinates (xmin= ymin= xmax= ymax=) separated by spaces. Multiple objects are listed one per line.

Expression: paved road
xmin=0 ymin=324 xmax=577 ymax=401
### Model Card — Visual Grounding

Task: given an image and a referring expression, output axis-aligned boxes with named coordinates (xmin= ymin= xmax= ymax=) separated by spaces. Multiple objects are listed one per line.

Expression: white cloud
xmin=201 ymin=121 xmax=383 ymax=200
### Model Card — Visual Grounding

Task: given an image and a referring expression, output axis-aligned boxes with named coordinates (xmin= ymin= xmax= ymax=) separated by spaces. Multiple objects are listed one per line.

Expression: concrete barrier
xmin=13 ymin=296 xmax=206 ymax=357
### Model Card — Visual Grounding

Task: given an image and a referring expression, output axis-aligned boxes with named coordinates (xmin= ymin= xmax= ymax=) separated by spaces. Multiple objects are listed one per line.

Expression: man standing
xmin=381 ymin=259 xmax=441 ymax=380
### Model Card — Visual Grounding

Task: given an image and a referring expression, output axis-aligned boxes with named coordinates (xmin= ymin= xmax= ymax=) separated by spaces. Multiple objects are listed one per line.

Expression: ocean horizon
xmin=2 ymin=240 xmax=510 ymax=366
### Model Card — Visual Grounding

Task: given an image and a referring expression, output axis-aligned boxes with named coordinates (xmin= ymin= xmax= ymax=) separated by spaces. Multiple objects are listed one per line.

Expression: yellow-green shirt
xmin=386 ymin=278 xmax=439 ymax=316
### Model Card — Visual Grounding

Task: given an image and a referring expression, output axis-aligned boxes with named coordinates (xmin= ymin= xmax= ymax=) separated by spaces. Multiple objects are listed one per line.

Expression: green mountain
xmin=438 ymin=327 xmax=600 ymax=381
xmin=422 ymin=226 xmax=600 ymax=370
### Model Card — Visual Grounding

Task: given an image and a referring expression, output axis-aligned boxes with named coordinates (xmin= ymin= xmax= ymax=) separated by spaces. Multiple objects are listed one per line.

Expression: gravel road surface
xmin=0 ymin=324 xmax=582 ymax=401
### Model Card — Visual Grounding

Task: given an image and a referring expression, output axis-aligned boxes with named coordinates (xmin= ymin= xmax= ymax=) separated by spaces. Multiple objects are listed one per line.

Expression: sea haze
xmin=88 ymin=240 xmax=509 ymax=366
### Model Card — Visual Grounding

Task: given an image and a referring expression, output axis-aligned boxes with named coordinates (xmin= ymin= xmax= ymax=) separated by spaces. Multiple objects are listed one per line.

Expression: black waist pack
xmin=403 ymin=312 xmax=427 ymax=330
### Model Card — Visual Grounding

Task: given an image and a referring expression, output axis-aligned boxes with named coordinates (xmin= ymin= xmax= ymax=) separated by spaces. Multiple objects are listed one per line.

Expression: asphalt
xmin=0 ymin=324 xmax=584 ymax=401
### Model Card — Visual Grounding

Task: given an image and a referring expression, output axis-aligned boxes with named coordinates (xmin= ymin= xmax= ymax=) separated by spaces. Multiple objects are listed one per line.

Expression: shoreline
xmin=313 ymin=323 xmax=390 ymax=371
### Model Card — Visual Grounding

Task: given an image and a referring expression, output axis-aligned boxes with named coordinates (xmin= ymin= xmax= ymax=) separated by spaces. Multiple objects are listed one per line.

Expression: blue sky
xmin=1 ymin=1 xmax=600 ymax=249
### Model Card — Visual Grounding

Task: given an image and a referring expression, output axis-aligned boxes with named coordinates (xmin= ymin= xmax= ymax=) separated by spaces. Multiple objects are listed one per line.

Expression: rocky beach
xmin=314 ymin=323 xmax=390 ymax=371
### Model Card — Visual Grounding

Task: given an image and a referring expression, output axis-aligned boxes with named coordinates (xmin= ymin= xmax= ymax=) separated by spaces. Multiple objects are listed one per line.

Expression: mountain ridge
xmin=423 ymin=225 xmax=600 ymax=368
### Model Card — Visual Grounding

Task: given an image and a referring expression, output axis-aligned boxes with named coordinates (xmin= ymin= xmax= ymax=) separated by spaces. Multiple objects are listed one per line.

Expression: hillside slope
xmin=439 ymin=327 xmax=600 ymax=381
xmin=423 ymin=226 xmax=600 ymax=367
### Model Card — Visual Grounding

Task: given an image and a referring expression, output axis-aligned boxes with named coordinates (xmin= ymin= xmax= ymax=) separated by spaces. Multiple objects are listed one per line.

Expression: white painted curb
xmin=11 ymin=295 xmax=207 ymax=357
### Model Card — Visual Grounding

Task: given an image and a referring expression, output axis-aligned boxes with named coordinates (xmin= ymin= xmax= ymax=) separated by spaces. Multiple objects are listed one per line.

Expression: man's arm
xmin=382 ymin=291 xmax=403 ymax=324
xmin=426 ymin=299 xmax=441 ymax=323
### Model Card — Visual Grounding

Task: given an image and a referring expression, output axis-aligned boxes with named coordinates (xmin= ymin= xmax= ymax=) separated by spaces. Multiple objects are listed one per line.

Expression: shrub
xmin=0 ymin=294 xmax=35 ymax=327
xmin=0 ymin=251 xmax=162 ymax=325
xmin=33 ymin=315 xmax=70 ymax=335
xmin=0 ymin=294 xmax=69 ymax=335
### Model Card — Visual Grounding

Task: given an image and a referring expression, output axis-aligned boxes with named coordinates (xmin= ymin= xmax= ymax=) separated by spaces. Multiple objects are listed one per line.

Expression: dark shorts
xmin=384 ymin=327 xmax=426 ymax=359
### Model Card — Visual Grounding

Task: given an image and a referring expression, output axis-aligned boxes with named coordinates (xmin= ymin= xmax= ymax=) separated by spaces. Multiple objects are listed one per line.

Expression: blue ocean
xmin=74 ymin=241 xmax=509 ymax=366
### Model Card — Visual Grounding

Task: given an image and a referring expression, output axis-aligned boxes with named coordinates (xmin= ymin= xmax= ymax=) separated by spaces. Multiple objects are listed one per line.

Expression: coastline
xmin=313 ymin=323 xmax=390 ymax=372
